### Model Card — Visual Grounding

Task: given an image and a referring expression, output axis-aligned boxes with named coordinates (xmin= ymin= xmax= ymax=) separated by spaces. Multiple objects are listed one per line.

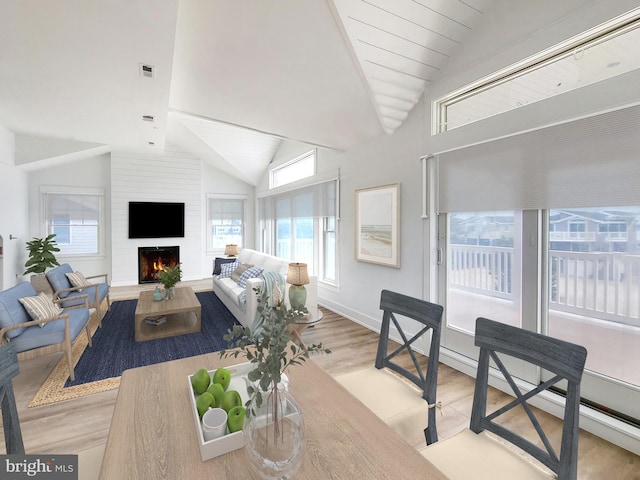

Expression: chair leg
xmin=1 ymin=386 xmax=25 ymax=454
xmin=425 ymin=405 xmax=438 ymax=445
xmin=86 ymin=324 xmax=93 ymax=348
xmin=65 ymin=338 xmax=75 ymax=382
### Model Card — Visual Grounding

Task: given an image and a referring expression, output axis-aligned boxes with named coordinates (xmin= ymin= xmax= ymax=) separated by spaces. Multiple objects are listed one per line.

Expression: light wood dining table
xmin=100 ymin=351 xmax=448 ymax=479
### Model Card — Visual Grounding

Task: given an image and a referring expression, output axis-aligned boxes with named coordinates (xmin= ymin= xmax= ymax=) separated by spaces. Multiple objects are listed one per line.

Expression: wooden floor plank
xmin=1 ymin=279 xmax=638 ymax=479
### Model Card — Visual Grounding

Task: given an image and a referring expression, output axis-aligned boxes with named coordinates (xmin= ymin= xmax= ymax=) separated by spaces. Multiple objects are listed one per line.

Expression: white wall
xmin=255 ymin=99 xmax=428 ymax=334
xmin=201 ymin=159 xmax=255 ymax=275
xmin=0 ymin=126 xmax=29 ymax=289
xmin=257 ymin=0 xmax=640 ymax=341
xmin=110 ymin=150 xmax=202 ymax=286
xmin=110 ymin=149 xmax=256 ymax=286
xmin=11 ymin=146 xmax=254 ymax=288
xmin=27 ymin=153 xmax=112 ymax=279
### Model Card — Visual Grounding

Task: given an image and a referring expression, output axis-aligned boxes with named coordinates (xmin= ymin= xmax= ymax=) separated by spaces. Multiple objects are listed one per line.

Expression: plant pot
xmin=30 ymin=274 xmax=53 ymax=295
xmin=243 ymin=384 xmax=305 ymax=479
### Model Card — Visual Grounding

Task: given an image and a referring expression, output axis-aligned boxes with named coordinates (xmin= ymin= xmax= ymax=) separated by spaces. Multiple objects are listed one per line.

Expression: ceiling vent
xmin=139 ymin=63 xmax=155 ymax=78
xmin=142 ymin=115 xmax=155 ymax=122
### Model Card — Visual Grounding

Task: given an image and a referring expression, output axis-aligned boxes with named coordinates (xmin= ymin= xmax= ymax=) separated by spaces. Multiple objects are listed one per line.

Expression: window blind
xmin=46 ymin=193 xmax=100 ymax=224
xmin=208 ymin=198 xmax=244 ymax=222
xmin=436 ymin=104 xmax=640 ymax=213
xmin=259 ymin=180 xmax=336 ymax=220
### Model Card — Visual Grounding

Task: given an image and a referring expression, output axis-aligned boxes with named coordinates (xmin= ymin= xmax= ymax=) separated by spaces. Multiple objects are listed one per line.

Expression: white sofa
xmin=212 ymin=248 xmax=318 ymax=328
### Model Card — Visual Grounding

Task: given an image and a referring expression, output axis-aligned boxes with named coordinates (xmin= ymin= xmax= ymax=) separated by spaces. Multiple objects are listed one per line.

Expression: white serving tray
xmin=188 ymin=362 xmax=253 ymax=461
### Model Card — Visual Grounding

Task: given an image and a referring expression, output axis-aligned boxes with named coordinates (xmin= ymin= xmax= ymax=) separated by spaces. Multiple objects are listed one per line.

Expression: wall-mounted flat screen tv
xmin=128 ymin=202 xmax=185 ymax=239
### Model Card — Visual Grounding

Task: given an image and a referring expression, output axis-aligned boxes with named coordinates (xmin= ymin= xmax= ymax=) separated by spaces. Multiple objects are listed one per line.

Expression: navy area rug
xmin=29 ymin=290 xmax=240 ymax=407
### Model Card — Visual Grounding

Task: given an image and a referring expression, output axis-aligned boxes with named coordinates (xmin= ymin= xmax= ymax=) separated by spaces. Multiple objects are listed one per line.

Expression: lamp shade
xmin=287 ymin=263 xmax=309 ymax=286
xmin=224 ymin=244 xmax=239 ymax=256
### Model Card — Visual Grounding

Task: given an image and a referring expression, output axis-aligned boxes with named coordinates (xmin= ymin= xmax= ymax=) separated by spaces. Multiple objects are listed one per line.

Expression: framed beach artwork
xmin=355 ymin=183 xmax=400 ymax=268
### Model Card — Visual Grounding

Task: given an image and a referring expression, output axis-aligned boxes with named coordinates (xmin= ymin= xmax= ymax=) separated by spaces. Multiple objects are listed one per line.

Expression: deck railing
xmin=450 ymin=244 xmax=640 ymax=327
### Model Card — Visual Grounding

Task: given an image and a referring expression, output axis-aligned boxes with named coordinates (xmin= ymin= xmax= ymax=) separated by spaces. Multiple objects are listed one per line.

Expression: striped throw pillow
xmin=19 ymin=292 xmax=63 ymax=327
xmin=66 ymin=271 xmax=91 ymax=291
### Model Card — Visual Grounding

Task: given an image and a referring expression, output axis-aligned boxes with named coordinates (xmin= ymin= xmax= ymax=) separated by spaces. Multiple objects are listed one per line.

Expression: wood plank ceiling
xmin=330 ymin=0 xmax=494 ymax=133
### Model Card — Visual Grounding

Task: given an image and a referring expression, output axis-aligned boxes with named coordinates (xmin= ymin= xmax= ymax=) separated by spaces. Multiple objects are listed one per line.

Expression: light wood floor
xmin=4 ymin=279 xmax=640 ymax=479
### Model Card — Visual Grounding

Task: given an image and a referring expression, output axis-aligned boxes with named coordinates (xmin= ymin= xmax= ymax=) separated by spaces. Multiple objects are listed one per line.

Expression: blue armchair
xmin=0 ymin=282 xmax=92 ymax=381
xmin=46 ymin=263 xmax=110 ymax=326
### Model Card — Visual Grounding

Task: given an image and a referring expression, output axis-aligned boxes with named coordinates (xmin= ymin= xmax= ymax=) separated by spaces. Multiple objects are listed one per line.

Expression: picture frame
xmin=355 ymin=183 xmax=400 ymax=268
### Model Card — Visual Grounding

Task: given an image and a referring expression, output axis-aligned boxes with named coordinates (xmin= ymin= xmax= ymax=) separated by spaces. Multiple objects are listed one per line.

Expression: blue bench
xmin=46 ymin=263 xmax=110 ymax=326
xmin=0 ymin=281 xmax=92 ymax=381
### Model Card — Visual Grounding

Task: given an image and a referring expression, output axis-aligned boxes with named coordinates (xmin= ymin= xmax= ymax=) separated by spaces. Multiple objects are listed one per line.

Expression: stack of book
xmin=146 ymin=315 xmax=167 ymax=326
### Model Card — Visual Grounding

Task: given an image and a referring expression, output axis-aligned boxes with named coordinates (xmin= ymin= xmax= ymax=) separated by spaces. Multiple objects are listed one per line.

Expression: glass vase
xmin=164 ymin=286 xmax=175 ymax=299
xmin=243 ymin=383 xmax=305 ymax=479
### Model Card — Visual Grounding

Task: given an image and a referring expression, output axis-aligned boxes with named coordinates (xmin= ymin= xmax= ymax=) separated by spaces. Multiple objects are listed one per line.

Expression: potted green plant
xmin=158 ymin=264 xmax=182 ymax=299
xmin=24 ymin=234 xmax=60 ymax=275
xmin=24 ymin=234 xmax=61 ymax=294
xmin=220 ymin=283 xmax=330 ymax=478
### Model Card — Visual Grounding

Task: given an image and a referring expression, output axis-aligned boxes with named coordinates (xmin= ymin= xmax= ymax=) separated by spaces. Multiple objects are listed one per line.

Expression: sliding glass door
xmin=544 ymin=206 xmax=640 ymax=421
xmin=438 ymin=207 xmax=640 ymax=422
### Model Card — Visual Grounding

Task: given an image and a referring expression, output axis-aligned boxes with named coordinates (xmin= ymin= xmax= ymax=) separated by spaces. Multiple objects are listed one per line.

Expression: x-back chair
xmin=337 ymin=289 xmax=443 ymax=445
xmin=420 ymin=317 xmax=588 ymax=480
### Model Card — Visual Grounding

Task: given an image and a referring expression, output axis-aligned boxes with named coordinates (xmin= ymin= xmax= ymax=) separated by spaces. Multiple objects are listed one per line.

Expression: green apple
xmin=196 ymin=392 xmax=215 ymax=419
xmin=227 ymin=405 xmax=246 ymax=433
xmin=191 ymin=368 xmax=210 ymax=394
xmin=207 ymin=383 xmax=225 ymax=408
xmin=212 ymin=367 xmax=231 ymax=391
xmin=220 ymin=390 xmax=242 ymax=413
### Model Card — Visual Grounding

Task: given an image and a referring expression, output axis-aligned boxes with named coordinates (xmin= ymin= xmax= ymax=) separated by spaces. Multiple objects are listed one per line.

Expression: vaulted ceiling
xmin=0 ymin=0 xmax=494 ymax=185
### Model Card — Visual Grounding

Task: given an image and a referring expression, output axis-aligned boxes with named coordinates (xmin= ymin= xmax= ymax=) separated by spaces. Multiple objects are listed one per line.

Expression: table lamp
xmin=287 ymin=263 xmax=309 ymax=311
xmin=224 ymin=244 xmax=239 ymax=257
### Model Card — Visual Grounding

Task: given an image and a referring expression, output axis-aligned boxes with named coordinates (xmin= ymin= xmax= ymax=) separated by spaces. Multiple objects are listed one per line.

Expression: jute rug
xmin=29 ymin=290 xmax=238 ymax=407
xmin=29 ymin=314 xmax=116 ymax=407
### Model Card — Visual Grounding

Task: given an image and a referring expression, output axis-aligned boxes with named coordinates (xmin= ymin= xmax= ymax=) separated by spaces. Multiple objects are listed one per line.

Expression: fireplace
xmin=138 ymin=246 xmax=180 ymax=284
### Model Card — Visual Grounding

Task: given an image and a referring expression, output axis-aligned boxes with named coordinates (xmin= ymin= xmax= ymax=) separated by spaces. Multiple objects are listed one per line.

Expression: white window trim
xmin=40 ymin=185 xmax=105 ymax=258
xmin=269 ymin=149 xmax=316 ymax=189
xmin=434 ymin=8 xmax=640 ymax=134
xmin=205 ymin=193 xmax=247 ymax=255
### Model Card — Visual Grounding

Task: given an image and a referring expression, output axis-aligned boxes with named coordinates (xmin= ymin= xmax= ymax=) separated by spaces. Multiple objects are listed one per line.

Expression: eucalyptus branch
xmin=219 ymin=284 xmax=331 ymax=417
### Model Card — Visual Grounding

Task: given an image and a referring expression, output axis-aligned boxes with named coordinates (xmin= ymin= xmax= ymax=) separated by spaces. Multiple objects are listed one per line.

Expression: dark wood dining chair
xmin=0 ymin=342 xmax=25 ymax=454
xmin=337 ymin=289 xmax=443 ymax=445
xmin=420 ymin=317 xmax=588 ymax=480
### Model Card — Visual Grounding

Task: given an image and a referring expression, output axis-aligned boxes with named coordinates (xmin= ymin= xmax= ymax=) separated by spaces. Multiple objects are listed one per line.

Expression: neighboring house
xmin=550 ymin=210 xmax=640 ymax=252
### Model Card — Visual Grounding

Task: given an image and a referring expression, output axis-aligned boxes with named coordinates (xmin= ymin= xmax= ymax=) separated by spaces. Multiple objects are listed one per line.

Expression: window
xmin=269 ymin=150 xmax=315 ymax=189
xmin=259 ymin=180 xmax=337 ymax=285
xmin=42 ymin=187 xmax=104 ymax=256
xmin=207 ymin=195 xmax=246 ymax=253
xmin=432 ymin=102 xmax=640 ymax=431
xmin=436 ymin=14 xmax=640 ymax=132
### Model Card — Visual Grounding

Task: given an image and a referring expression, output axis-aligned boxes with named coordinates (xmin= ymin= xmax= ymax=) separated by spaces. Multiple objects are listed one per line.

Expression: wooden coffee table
xmin=134 ymin=286 xmax=201 ymax=342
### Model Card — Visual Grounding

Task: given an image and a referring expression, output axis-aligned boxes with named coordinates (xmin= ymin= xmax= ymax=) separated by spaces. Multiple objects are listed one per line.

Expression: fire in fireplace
xmin=138 ymin=246 xmax=180 ymax=284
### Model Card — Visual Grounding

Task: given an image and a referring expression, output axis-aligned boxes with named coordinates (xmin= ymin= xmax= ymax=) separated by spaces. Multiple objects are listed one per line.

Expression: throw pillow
xmin=219 ymin=261 xmax=240 ymax=279
xmin=213 ymin=257 xmax=237 ymax=275
xmin=230 ymin=264 xmax=254 ymax=283
xmin=229 ymin=263 xmax=253 ymax=283
xmin=66 ymin=271 xmax=91 ymax=292
xmin=19 ymin=292 xmax=63 ymax=327
xmin=237 ymin=266 xmax=264 ymax=288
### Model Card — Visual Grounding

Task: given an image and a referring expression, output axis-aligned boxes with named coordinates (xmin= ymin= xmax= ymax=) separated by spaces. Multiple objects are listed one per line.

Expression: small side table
xmin=288 ymin=307 xmax=323 ymax=347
